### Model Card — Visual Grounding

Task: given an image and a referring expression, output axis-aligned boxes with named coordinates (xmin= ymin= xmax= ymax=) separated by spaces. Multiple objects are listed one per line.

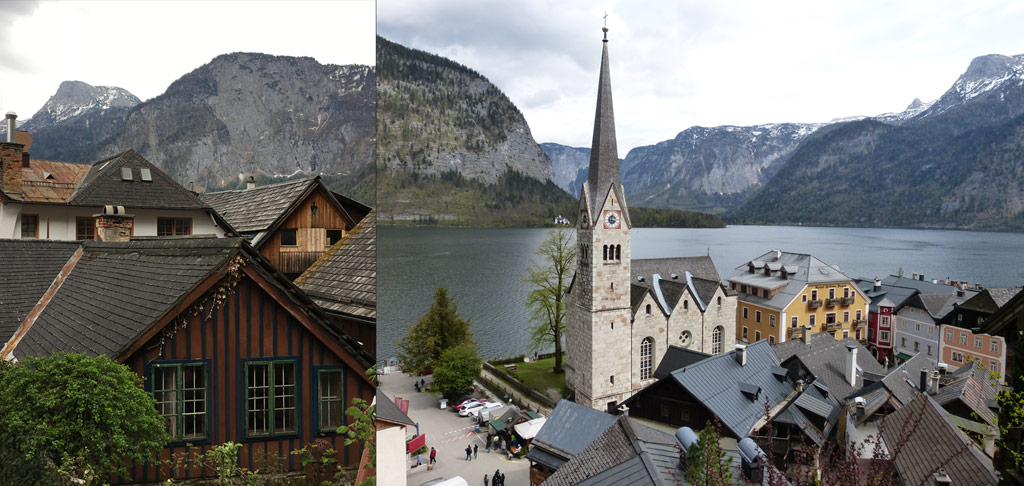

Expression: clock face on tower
xmin=603 ymin=210 xmax=621 ymax=229
xmin=580 ymin=212 xmax=589 ymax=228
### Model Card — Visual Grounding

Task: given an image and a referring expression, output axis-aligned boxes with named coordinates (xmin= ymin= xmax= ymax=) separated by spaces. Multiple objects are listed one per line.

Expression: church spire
xmin=586 ymin=19 xmax=629 ymax=226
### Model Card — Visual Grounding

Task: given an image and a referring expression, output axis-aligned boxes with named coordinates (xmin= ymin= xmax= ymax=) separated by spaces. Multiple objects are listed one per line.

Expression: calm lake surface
xmin=378 ymin=225 xmax=1024 ymax=364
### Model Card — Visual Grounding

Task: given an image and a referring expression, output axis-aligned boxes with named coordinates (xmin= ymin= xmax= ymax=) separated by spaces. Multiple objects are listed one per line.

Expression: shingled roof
xmin=0 ymin=240 xmax=81 ymax=343
xmin=933 ymin=363 xmax=1001 ymax=426
xmin=727 ymin=251 xmax=861 ymax=312
xmin=203 ymin=176 xmax=355 ymax=247
xmin=294 ymin=210 xmax=376 ymax=320
xmin=3 ymin=237 xmax=373 ymax=373
xmin=880 ymin=394 xmax=997 ymax=486
xmin=12 ymin=238 xmax=242 ymax=359
xmin=541 ymin=415 xmax=680 ymax=486
xmin=69 ymin=150 xmax=208 ymax=209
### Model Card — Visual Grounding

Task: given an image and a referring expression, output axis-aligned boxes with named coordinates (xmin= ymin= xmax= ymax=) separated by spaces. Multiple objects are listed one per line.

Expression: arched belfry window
xmin=683 ymin=300 xmax=689 ymax=310
xmin=640 ymin=337 xmax=654 ymax=380
xmin=717 ymin=296 xmax=722 ymax=306
xmin=603 ymin=245 xmax=608 ymax=261
xmin=712 ymin=326 xmax=724 ymax=354
xmin=615 ymin=245 xmax=621 ymax=261
xmin=645 ymin=304 xmax=652 ymax=315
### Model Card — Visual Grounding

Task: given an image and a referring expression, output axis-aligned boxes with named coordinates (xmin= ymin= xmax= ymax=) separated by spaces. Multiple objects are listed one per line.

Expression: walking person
xmin=429 ymin=446 xmax=437 ymax=465
xmin=484 ymin=474 xmax=489 ymax=486
xmin=466 ymin=444 xmax=473 ymax=461
xmin=500 ymin=472 xmax=506 ymax=486
xmin=494 ymin=469 xmax=500 ymax=486
xmin=473 ymin=443 xmax=478 ymax=459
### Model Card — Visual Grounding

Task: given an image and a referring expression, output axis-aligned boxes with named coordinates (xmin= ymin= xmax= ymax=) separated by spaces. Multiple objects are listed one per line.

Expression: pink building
xmin=938 ymin=324 xmax=1006 ymax=381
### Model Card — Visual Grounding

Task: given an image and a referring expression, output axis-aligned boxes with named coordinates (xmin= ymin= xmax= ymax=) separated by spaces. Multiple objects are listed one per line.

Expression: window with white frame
xmin=991 ymin=361 xmax=998 ymax=373
xmin=992 ymin=341 xmax=1000 ymax=353
xmin=769 ymin=315 xmax=776 ymax=328
xmin=712 ymin=327 xmax=723 ymax=354
xmin=975 ymin=336 xmax=982 ymax=348
xmin=960 ymin=333 xmax=968 ymax=345
xmin=640 ymin=337 xmax=654 ymax=380
xmin=952 ymin=351 xmax=963 ymax=363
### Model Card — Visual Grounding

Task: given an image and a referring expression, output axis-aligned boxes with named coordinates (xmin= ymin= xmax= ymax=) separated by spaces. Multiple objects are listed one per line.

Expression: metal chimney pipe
xmin=5 ymin=112 xmax=15 ymax=143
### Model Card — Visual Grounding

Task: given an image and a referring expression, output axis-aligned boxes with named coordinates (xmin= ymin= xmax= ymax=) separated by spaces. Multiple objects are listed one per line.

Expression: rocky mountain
xmin=731 ymin=53 xmax=1024 ymax=229
xmin=95 ymin=53 xmax=375 ymax=190
xmin=17 ymin=54 xmax=375 ymax=198
xmin=20 ymin=81 xmax=140 ymax=162
xmin=618 ymin=123 xmax=823 ymax=212
xmin=376 ymin=36 xmax=558 ymax=222
xmin=540 ymin=142 xmax=591 ymax=197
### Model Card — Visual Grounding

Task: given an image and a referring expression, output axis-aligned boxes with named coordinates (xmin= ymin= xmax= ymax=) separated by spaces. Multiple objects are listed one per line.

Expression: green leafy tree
xmin=684 ymin=421 xmax=732 ymax=486
xmin=0 ymin=352 xmax=167 ymax=483
xmin=525 ymin=228 xmax=575 ymax=373
xmin=432 ymin=343 xmax=483 ymax=399
xmin=397 ymin=287 xmax=474 ymax=373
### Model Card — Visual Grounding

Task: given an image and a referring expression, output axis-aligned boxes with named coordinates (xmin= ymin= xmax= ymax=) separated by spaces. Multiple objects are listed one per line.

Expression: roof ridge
xmin=205 ymin=175 xmax=317 ymax=195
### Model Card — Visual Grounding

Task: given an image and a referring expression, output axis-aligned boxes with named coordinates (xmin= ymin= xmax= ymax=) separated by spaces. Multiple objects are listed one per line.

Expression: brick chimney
xmin=94 ymin=205 xmax=134 ymax=242
xmin=1 ymin=112 xmax=24 ymax=197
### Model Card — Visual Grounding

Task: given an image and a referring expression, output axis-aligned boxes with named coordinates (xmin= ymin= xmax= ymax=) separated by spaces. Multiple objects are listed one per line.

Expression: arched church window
xmin=640 ymin=337 xmax=654 ymax=380
xmin=615 ymin=244 xmax=621 ymax=260
xmin=646 ymin=304 xmax=651 ymax=315
xmin=712 ymin=326 xmax=724 ymax=355
xmin=717 ymin=296 xmax=722 ymax=306
xmin=603 ymin=245 xmax=608 ymax=261
xmin=683 ymin=300 xmax=689 ymax=310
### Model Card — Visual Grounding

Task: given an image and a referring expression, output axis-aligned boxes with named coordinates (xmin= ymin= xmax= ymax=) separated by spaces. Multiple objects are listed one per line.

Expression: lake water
xmin=378 ymin=225 xmax=1024 ymax=364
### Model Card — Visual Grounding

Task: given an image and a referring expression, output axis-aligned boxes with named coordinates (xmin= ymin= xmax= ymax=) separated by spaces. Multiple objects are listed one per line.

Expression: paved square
xmin=380 ymin=370 xmax=529 ymax=486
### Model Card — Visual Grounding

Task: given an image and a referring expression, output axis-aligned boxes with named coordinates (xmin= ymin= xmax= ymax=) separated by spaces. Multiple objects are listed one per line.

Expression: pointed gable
xmin=69 ymin=150 xmax=208 ymax=209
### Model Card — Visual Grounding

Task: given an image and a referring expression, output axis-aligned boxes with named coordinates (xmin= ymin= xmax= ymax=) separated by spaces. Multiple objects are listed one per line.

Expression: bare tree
xmin=525 ymin=228 xmax=575 ymax=373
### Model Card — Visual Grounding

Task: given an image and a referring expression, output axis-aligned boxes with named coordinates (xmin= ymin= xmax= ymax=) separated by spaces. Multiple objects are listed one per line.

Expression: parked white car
xmin=458 ymin=400 xmax=488 ymax=416
xmin=465 ymin=401 xmax=502 ymax=418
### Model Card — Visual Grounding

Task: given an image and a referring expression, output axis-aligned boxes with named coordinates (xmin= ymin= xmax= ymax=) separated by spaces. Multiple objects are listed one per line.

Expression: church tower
xmin=565 ymin=23 xmax=633 ymax=412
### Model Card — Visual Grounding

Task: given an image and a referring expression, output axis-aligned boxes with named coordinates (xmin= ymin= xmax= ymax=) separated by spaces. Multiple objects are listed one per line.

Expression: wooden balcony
xmin=808 ymin=300 xmax=823 ymax=309
xmin=841 ymin=297 xmax=856 ymax=306
xmin=826 ymin=298 xmax=841 ymax=307
xmin=852 ymin=319 xmax=867 ymax=327
xmin=824 ymin=321 xmax=843 ymax=332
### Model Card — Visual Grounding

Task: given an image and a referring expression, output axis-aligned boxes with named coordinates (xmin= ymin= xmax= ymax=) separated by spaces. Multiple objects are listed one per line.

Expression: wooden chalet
xmin=203 ymin=176 xmax=368 ymax=277
xmin=295 ymin=209 xmax=376 ymax=355
xmin=0 ymin=236 xmax=375 ymax=483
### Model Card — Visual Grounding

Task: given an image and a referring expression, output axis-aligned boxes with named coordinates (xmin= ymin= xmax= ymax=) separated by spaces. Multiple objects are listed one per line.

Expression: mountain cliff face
xmin=731 ymin=54 xmax=1024 ymax=229
xmin=540 ymin=142 xmax=591 ymax=197
xmin=94 ymin=53 xmax=374 ymax=189
xmin=376 ymin=36 xmax=558 ymax=222
xmin=20 ymin=81 xmax=140 ymax=162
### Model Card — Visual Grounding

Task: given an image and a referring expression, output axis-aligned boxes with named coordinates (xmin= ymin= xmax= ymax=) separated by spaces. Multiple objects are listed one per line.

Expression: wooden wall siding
xmin=259 ymin=188 xmax=350 ymax=272
xmin=334 ymin=317 xmax=376 ymax=358
xmin=120 ymin=274 xmax=370 ymax=483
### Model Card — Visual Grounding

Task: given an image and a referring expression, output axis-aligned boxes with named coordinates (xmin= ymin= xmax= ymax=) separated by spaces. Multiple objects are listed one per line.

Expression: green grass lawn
xmin=513 ymin=356 xmax=566 ymax=397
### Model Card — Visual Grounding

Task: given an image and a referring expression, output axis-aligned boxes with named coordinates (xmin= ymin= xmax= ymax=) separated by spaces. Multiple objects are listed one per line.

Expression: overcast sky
xmin=379 ymin=0 xmax=1024 ymax=153
xmin=1 ymin=0 xmax=375 ymax=123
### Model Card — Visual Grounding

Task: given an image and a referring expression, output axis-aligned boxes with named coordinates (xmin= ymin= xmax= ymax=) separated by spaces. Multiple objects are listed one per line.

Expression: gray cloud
xmin=0 ymin=1 xmax=41 ymax=72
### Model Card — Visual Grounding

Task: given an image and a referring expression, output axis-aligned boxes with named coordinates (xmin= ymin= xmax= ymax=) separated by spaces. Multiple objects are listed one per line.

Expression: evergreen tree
xmin=685 ymin=421 xmax=733 ymax=486
xmin=397 ymin=287 xmax=474 ymax=373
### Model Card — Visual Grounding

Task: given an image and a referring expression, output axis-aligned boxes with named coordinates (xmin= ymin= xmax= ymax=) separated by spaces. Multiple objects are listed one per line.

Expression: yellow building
xmin=726 ymin=250 xmax=869 ymax=345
